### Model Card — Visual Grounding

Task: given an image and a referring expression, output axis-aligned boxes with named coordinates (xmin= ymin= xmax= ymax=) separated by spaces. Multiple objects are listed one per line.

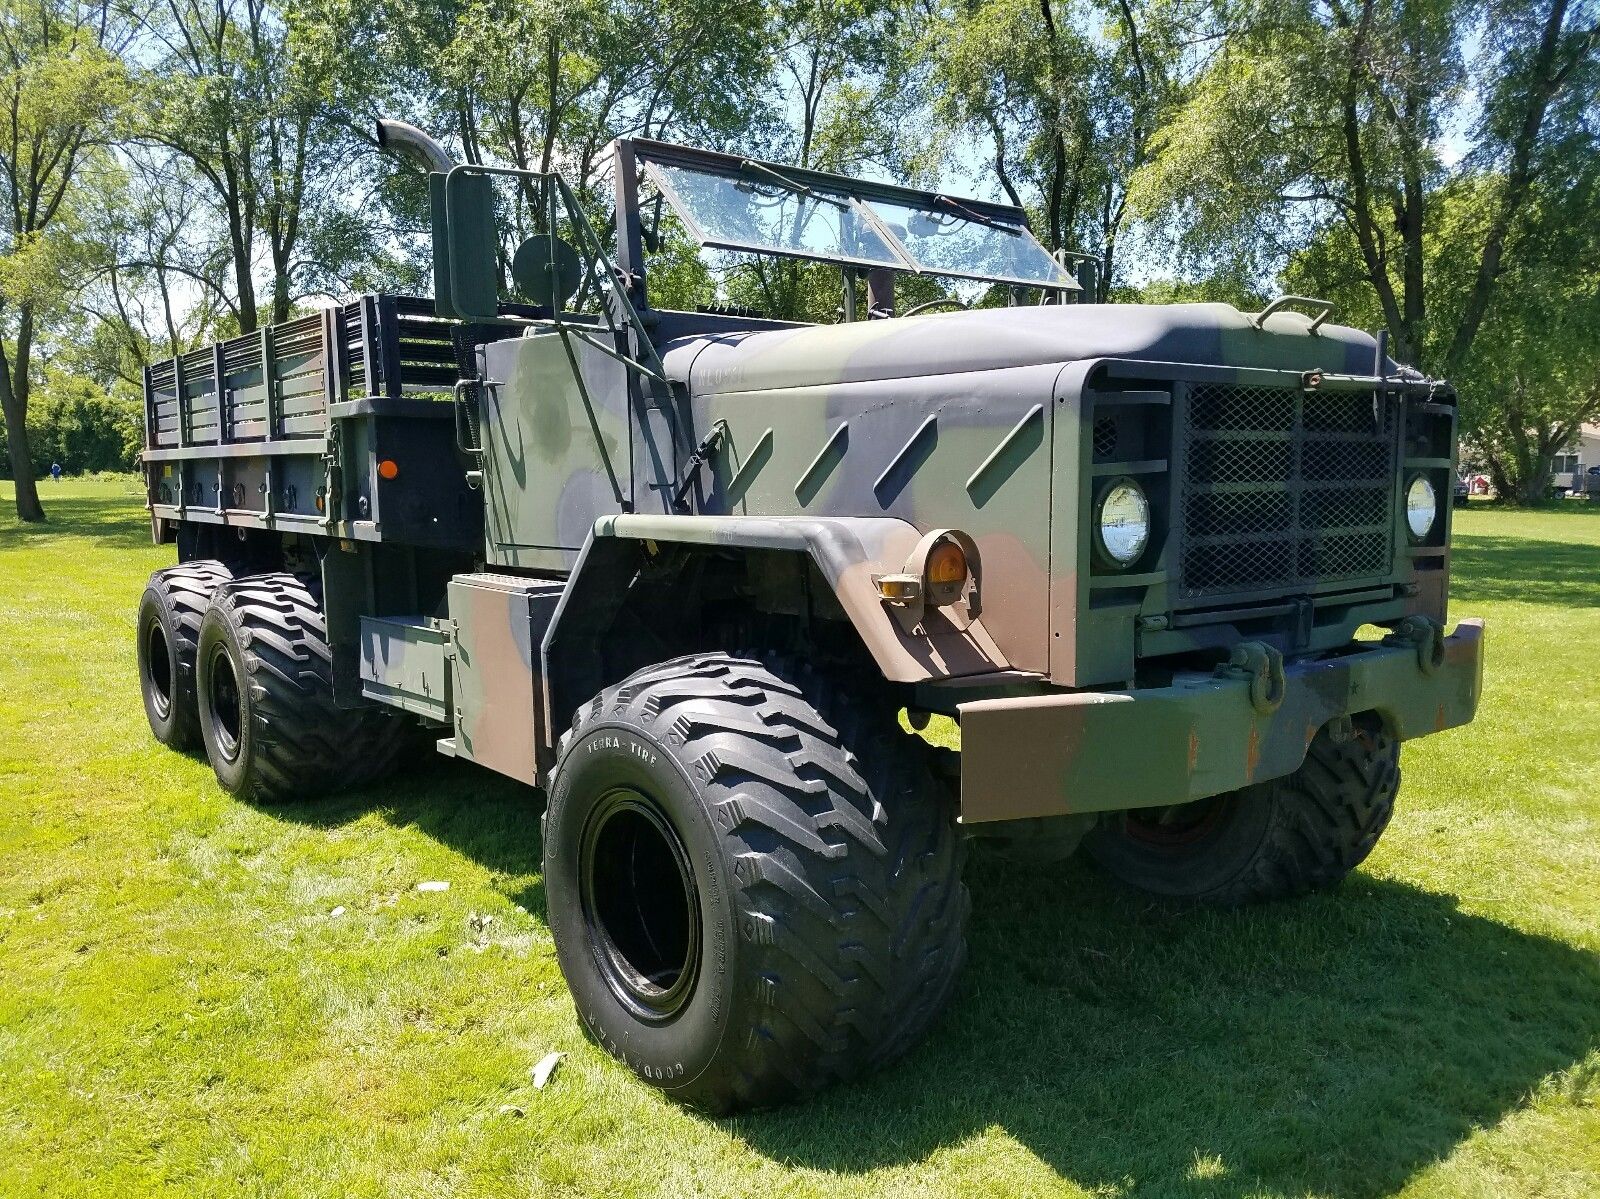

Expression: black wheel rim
xmin=144 ymin=617 xmax=173 ymax=719
xmin=206 ymin=643 xmax=244 ymax=763
xmin=1123 ymin=793 xmax=1233 ymax=849
xmin=579 ymin=788 xmax=701 ymax=1021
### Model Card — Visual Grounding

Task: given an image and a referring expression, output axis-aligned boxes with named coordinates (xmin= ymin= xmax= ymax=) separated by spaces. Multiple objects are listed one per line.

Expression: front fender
xmin=546 ymin=514 xmax=1012 ymax=689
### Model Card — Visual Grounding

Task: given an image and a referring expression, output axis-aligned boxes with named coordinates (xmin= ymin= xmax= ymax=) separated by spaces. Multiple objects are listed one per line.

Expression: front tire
xmin=1085 ymin=721 xmax=1400 ymax=906
xmin=195 ymin=573 xmax=408 ymax=803
xmin=137 ymin=561 xmax=234 ymax=750
xmin=543 ymin=652 xmax=968 ymax=1113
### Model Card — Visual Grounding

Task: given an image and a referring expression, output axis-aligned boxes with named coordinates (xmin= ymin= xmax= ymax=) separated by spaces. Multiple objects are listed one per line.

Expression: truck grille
xmin=1178 ymin=384 xmax=1397 ymax=599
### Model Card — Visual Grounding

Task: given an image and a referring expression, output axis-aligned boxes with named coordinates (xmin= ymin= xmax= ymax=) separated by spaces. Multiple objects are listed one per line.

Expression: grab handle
xmin=1250 ymin=295 xmax=1336 ymax=333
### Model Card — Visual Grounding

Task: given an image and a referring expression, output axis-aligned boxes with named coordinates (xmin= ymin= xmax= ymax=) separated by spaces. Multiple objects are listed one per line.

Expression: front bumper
xmin=958 ymin=619 xmax=1485 ymax=823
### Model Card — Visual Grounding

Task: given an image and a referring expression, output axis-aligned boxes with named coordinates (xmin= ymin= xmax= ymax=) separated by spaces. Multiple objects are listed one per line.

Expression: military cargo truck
xmin=135 ymin=119 xmax=1484 ymax=1112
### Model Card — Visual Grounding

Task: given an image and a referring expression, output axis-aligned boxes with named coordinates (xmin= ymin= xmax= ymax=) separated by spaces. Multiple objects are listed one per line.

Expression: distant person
xmin=50 ymin=462 xmax=62 ymax=482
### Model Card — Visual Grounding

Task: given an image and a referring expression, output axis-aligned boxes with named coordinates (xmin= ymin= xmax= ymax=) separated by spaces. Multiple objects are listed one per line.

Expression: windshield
xmin=865 ymin=198 xmax=1068 ymax=286
xmin=640 ymin=150 xmax=1073 ymax=290
xmin=647 ymin=162 xmax=904 ymax=270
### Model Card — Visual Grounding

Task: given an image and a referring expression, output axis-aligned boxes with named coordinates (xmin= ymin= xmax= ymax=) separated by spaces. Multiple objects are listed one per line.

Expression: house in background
xmin=1553 ymin=423 xmax=1600 ymax=475
xmin=1553 ymin=422 xmax=1600 ymax=496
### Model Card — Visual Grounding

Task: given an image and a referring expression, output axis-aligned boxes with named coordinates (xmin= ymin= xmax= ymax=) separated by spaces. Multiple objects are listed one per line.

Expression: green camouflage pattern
xmin=444 ymin=573 xmax=564 ymax=785
xmin=636 ymin=303 xmax=1456 ymax=688
xmin=358 ymin=615 xmax=452 ymax=723
xmin=143 ymin=135 xmax=1480 ymax=823
xmin=583 ymin=513 xmax=1010 ymax=681
xmin=451 ymin=294 xmax=1479 ymax=813
xmin=959 ymin=620 xmax=1484 ymax=821
xmin=480 ymin=332 xmax=631 ymax=572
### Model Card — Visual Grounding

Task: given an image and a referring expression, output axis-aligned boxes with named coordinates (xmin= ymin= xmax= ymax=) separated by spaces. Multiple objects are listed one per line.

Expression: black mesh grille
xmin=1188 ymin=438 xmax=1293 ymax=484
xmin=1179 ymin=384 xmax=1396 ymax=599
xmin=1093 ymin=416 xmax=1119 ymax=460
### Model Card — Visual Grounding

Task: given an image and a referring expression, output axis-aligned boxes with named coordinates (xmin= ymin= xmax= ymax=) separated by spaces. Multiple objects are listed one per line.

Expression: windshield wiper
xmin=933 ymin=194 xmax=1021 ymax=236
xmin=738 ymin=160 xmax=851 ymax=211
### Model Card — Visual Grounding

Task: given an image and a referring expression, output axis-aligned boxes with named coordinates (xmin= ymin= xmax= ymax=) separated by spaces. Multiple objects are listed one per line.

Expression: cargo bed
xmin=141 ymin=294 xmax=540 ymax=551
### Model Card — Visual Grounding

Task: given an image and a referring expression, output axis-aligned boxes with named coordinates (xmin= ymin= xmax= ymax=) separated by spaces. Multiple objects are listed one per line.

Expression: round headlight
xmin=1098 ymin=479 xmax=1151 ymax=565
xmin=1406 ymin=475 xmax=1437 ymax=540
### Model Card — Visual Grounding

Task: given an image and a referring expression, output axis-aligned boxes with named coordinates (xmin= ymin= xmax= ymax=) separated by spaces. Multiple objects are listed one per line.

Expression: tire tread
xmin=557 ymin=651 xmax=967 ymax=1111
xmin=206 ymin=572 xmax=409 ymax=803
xmin=141 ymin=561 xmax=234 ymax=749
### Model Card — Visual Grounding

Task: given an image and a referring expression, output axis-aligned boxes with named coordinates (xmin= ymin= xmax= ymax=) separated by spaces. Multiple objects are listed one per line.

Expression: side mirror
xmin=444 ymin=169 xmax=500 ymax=320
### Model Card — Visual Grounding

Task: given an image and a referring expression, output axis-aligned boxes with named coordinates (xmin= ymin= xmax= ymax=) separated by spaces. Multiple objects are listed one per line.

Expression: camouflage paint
xmin=958 ymin=619 xmax=1485 ymax=822
xmin=479 ymin=332 xmax=631 ymax=572
xmin=644 ymin=302 xmax=1436 ymax=688
xmin=581 ymin=514 xmax=1011 ymax=682
xmin=142 ymin=275 xmax=1481 ymax=815
xmin=358 ymin=615 xmax=452 ymax=722
xmin=447 ymin=574 xmax=564 ymax=785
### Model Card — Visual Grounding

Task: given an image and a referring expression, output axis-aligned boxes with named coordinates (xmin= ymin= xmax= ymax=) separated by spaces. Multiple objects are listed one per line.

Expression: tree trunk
xmin=271 ymin=255 xmax=291 ymax=326
xmin=0 ymin=337 xmax=44 ymax=522
xmin=1485 ymin=456 xmax=1516 ymax=504
xmin=222 ymin=157 xmax=258 ymax=334
xmin=1516 ymin=464 xmax=1554 ymax=505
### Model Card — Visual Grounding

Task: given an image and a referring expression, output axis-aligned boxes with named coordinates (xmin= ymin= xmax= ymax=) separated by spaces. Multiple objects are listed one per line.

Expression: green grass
xmin=1 ymin=479 xmax=1597 ymax=1199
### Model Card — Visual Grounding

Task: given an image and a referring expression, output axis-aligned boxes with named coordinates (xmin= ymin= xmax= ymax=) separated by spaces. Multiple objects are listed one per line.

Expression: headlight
xmin=1097 ymin=479 xmax=1151 ymax=565
xmin=1406 ymin=475 xmax=1437 ymax=539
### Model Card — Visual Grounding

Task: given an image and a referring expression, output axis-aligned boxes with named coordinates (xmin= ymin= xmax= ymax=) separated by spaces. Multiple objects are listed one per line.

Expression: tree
xmin=0 ymin=0 xmax=130 ymax=520
xmin=3 ymin=371 xmax=142 ymax=474
xmin=920 ymin=0 xmax=1197 ymax=297
xmin=1443 ymin=175 xmax=1600 ymax=502
xmin=714 ymin=0 xmax=911 ymax=321
xmin=1128 ymin=0 xmax=1598 ymax=374
xmin=136 ymin=0 xmax=381 ymax=331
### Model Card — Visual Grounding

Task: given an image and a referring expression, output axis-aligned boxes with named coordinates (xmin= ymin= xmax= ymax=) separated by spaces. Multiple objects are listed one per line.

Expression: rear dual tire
xmin=193 ymin=572 xmax=409 ymax=804
xmin=138 ymin=561 xmax=235 ymax=751
xmin=138 ymin=564 xmax=416 ymax=802
xmin=544 ymin=652 xmax=969 ymax=1113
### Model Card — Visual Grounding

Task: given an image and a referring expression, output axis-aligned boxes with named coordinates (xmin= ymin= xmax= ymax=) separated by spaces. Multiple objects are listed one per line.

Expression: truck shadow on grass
xmin=287 ymin=758 xmax=1599 ymax=1199
xmin=1451 ymin=534 xmax=1600 ymax=607
xmin=731 ymin=849 xmax=1600 ymax=1198
xmin=269 ymin=748 xmax=549 ymax=913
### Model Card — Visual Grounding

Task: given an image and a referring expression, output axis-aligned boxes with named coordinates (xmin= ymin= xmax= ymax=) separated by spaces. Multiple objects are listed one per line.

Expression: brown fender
xmin=545 ymin=514 xmax=1012 ymax=688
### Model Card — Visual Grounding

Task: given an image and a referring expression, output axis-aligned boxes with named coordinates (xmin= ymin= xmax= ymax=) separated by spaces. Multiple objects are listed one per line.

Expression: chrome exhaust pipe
xmin=376 ymin=119 xmax=456 ymax=174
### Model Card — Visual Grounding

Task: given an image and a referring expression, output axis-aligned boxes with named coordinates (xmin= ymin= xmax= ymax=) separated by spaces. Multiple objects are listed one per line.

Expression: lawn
xmin=1 ymin=478 xmax=1597 ymax=1199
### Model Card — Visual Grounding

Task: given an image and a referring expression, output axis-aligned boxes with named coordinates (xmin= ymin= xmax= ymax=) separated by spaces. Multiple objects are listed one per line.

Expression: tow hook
xmin=1216 ymin=641 xmax=1286 ymax=714
xmin=1384 ymin=615 xmax=1446 ymax=675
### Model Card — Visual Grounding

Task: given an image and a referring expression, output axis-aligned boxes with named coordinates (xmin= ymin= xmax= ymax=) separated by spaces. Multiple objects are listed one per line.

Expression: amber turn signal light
xmin=925 ymin=539 xmax=968 ymax=588
xmin=377 ymin=459 xmax=400 ymax=480
xmin=875 ymin=574 xmax=922 ymax=602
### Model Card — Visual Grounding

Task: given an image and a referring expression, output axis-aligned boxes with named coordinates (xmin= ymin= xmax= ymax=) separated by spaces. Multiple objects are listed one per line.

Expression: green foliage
xmin=1446 ymin=178 xmax=1600 ymax=501
xmin=0 ymin=0 xmax=130 ymax=314
xmin=1114 ymin=274 xmax=1267 ymax=309
xmin=1125 ymin=0 xmax=1599 ymax=500
xmin=0 ymin=374 xmax=141 ymax=476
xmin=0 ymin=0 xmax=1591 ymax=512
xmin=0 ymin=0 xmax=137 ymax=518
xmin=919 ymin=0 xmax=1195 ymax=294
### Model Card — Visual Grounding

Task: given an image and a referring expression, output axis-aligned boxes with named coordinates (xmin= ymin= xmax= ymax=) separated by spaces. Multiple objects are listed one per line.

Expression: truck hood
xmin=660 ymin=302 xmax=1396 ymax=397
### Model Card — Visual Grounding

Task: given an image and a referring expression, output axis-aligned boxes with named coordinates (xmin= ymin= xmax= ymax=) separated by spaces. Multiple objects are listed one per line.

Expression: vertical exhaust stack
xmin=375 ymin=118 xmax=478 ymax=318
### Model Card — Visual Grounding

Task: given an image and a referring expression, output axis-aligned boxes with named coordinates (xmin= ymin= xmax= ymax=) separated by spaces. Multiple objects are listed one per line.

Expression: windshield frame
xmin=631 ymin=139 xmax=1078 ymax=293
